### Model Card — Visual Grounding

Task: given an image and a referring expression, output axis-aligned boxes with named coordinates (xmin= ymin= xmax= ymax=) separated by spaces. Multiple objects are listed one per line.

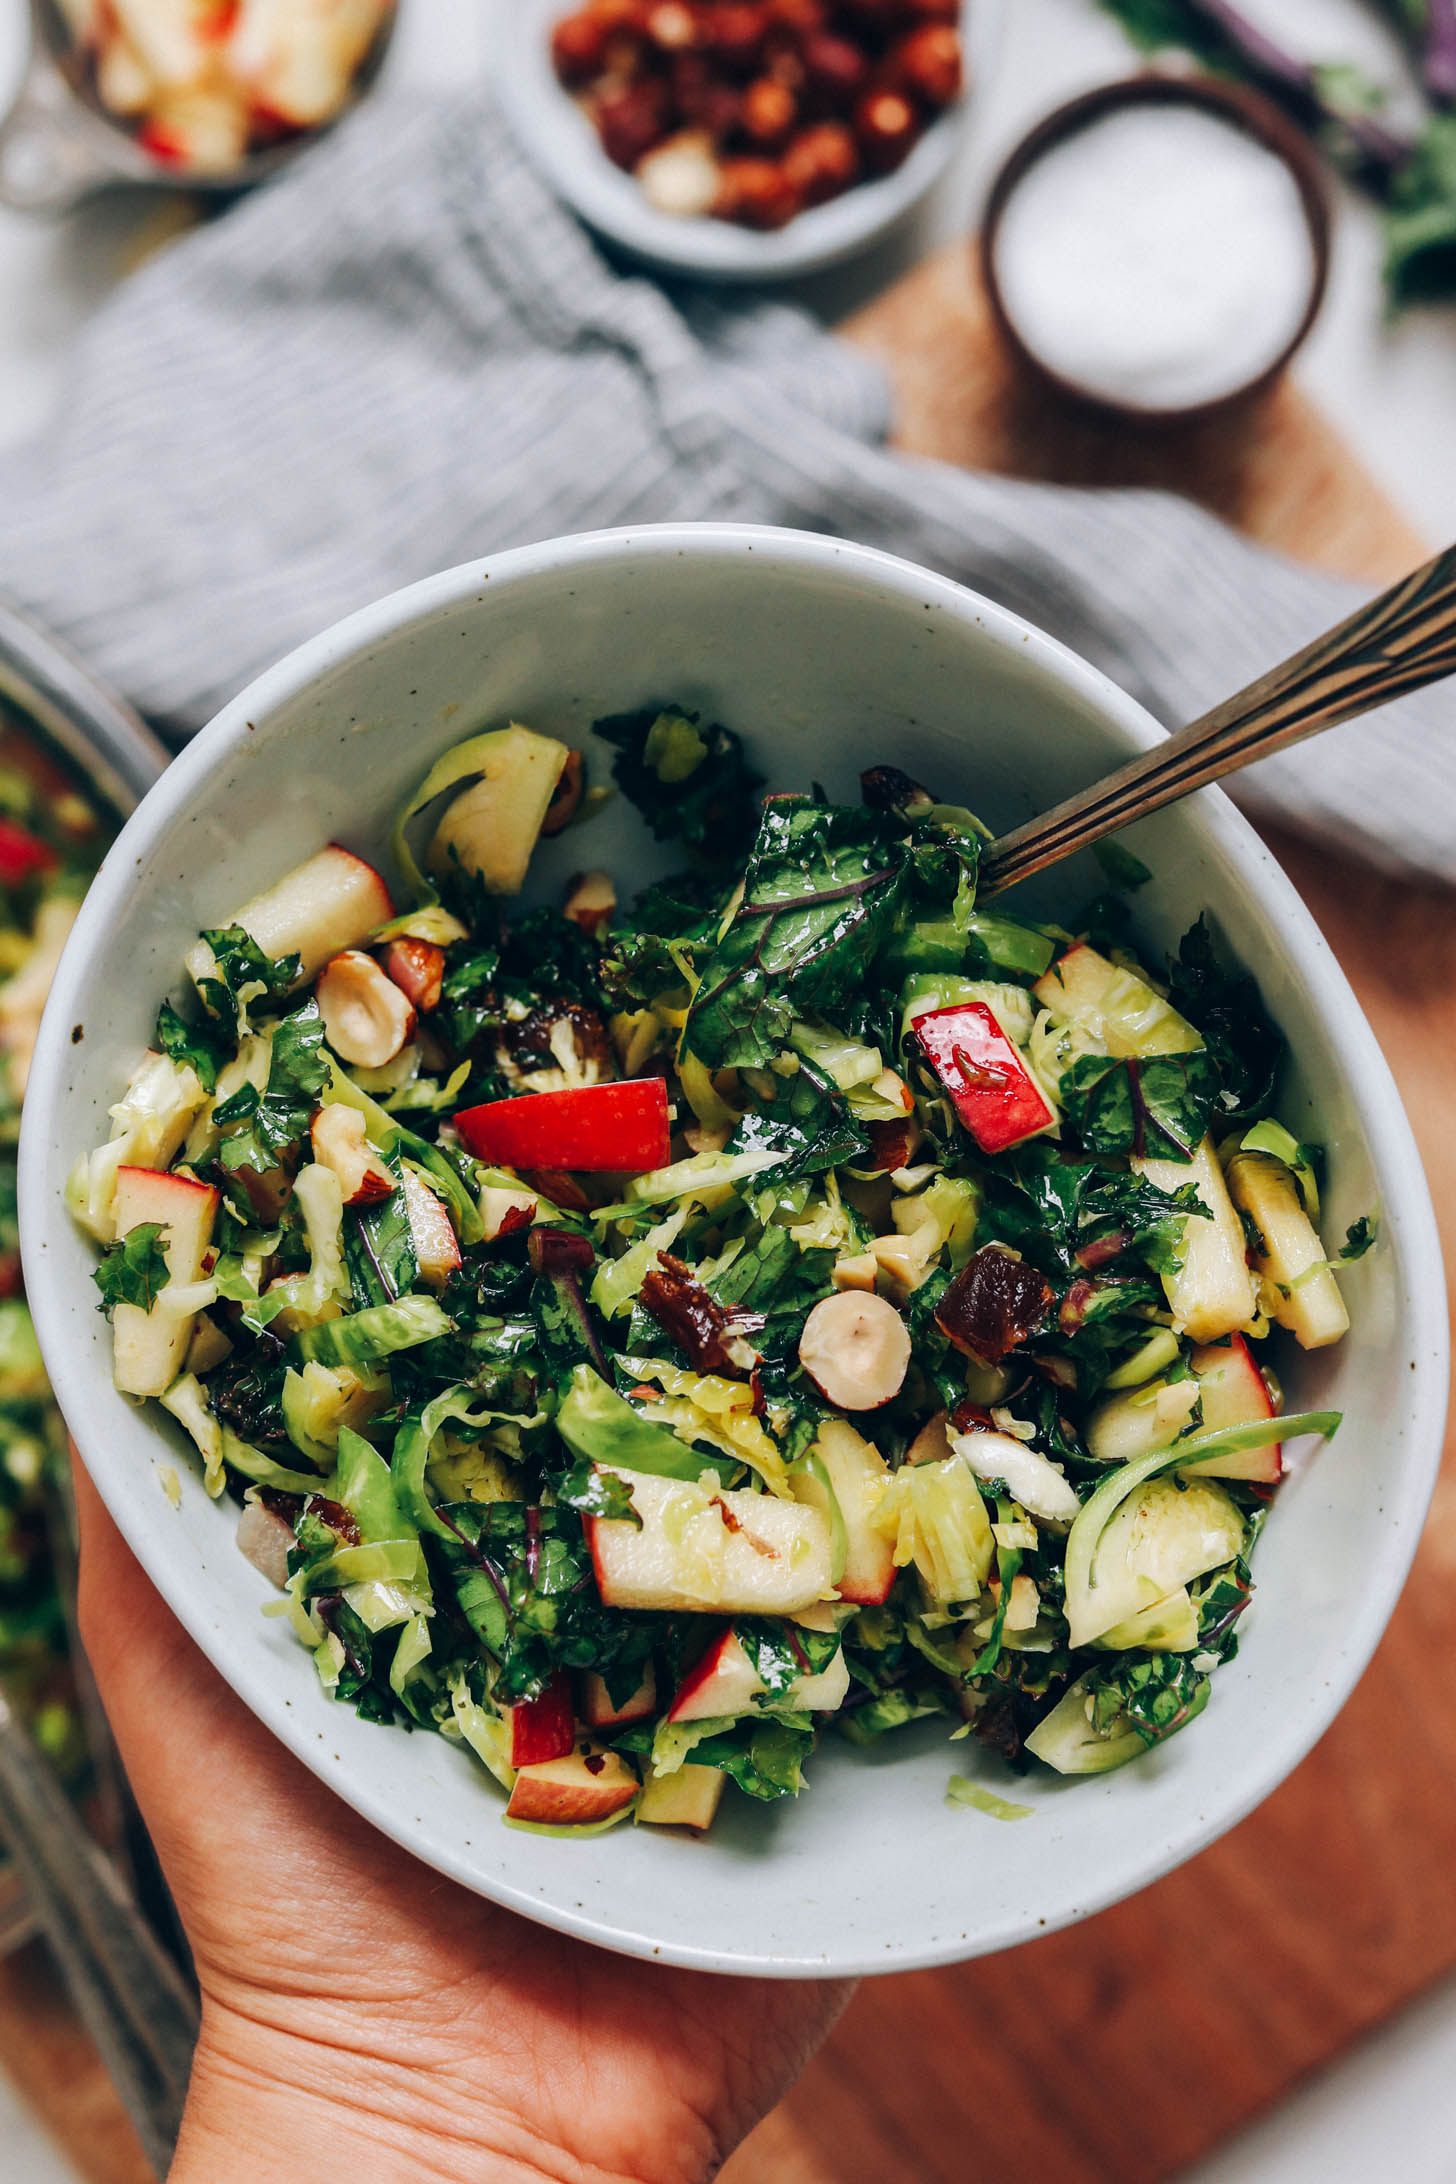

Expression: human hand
xmin=72 ymin=1462 xmax=853 ymax=2184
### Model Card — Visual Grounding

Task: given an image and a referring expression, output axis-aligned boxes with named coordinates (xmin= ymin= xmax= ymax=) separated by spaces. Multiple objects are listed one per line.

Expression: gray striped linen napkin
xmin=0 ymin=88 xmax=1450 ymax=883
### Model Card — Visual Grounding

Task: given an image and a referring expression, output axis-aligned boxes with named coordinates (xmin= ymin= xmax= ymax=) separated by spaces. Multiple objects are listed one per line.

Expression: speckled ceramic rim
xmin=21 ymin=525 xmax=1448 ymax=1977
xmin=979 ymin=72 xmax=1333 ymax=429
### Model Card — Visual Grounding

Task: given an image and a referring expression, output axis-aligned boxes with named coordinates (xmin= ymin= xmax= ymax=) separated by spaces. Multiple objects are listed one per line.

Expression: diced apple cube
xmin=186 ymin=845 xmax=393 ymax=997
xmin=504 ymin=1674 xmax=577 ymax=1769
xmin=505 ymin=1746 xmax=638 ymax=1828
xmin=1226 ymin=1150 xmax=1351 ymax=1351
xmin=637 ymin=1764 xmax=724 ymax=1831
xmin=579 ymin=1666 xmax=656 ymax=1731
xmin=667 ymin=1624 xmax=848 ymax=1723
xmin=586 ymin=1468 xmax=833 ymax=1617
xmin=111 ymin=1166 xmax=219 ymax=1398
xmin=227 ymin=0 xmax=390 ymax=128
xmin=1085 ymin=1377 xmax=1201 ymax=1467
xmin=1136 ymin=1136 xmax=1259 ymax=1344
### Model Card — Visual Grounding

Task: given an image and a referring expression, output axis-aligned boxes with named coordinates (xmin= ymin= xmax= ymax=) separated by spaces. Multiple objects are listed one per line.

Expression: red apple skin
xmin=505 ymin=1750 xmax=639 ymax=1827
xmin=1186 ymin=1335 xmax=1283 ymax=1483
xmin=666 ymin=1626 xmax=750 ymax=1724
xmin=580 ymin=1665 xmax=657 ymax=1730
xmin=505 ymin=1674 xmax=577 ymax=1769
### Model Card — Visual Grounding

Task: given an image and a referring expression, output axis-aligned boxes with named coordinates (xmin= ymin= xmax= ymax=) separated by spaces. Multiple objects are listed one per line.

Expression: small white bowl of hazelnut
xmin=494 ymin=0 xmax=984 ymax=282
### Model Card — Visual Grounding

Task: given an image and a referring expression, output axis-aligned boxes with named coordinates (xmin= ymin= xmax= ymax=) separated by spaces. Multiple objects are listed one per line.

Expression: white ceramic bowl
xmin=492 ymin=0 xmax=998 ymax=282
xmin=22 ymin=525 xmax=1447 ymax=1978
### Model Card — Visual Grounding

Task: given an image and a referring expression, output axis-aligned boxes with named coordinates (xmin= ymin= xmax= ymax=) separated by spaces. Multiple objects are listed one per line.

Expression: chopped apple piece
xmin=580 ymin=1665 xmax=657 ymax=1731
xmin=505 ymin=1746 xmax=638 ymax=1828
xmin=1136 ymin=1136 xmax=1258 ymax=1344
xmin=637 ymin=1764 xmax=725 ymax=1831
xmin=796 ymin=1417 xmax=895 ymax=1606
xmin=185 ymin=845 xmax=393 ymax=997
xmin=400 ymin=1167 xmax=462 ymax=1285
xmin=504 ymin=1674 xmax=577 ymax=1769
xmin=1085 ymin=1378 xmax=1201 ymax=1467
xmin=1179 ymin=1335 xmax=1283 ymax=1482
xmin=226 ymin=0 xmax=389 ymax=128
xmin=667 ymin=1624 xmax=848 ymax=1723
xmin=111 ymin=1166 xmax=218 ymax=1398
xmin=585 ymin=1467 xmax=833 ymax=1617
xmin=1226 ymin=1150 xmax=1351 ymax=1351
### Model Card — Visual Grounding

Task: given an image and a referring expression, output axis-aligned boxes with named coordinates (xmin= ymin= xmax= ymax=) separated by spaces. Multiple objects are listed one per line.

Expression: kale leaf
xmin=345 ymin=1151 xmax=417 ymax=1308
xmin=1057 ymin=1048 xmax=1222 ymax=1162
xmin=218 ymin=1000 xmax=329 ymax=1177
xmin=737 ymin=1617 xmax=841 ymax=1699
xmin=92 ymin=1224 xmax=169 ymax=1316
xmin=594 ymin=704 xmax=763 ymax=858
xmin=688 ymin=1715 xmax=816 ymax=1799
xmin=430 ymin=1500 xmax=655 ymax=1704
xmin=724 ymin=1055 xmax=868 ymax=1183
xmin=195 ymin=924 xmax=299 ymax=1041
xmin=1341 ymin=1214 xmax=1378 ymax=1261
xmin=686 ymin=799 xmax=914 ymax=1069
xmin=600 ymin=874 xmax=726 ymax=1009
xmin=1166 ymin=916 xmax=1284 ymax=1125
xmin=155 ymin=998 xmax=227 ymax=1093
xmin=1087 ymin=1652 xmax=1210 ymax=1748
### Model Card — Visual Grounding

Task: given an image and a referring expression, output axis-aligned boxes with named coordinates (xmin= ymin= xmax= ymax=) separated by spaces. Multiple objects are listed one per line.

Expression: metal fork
xmin=980 ymin=541 xmax=1456 ymax=897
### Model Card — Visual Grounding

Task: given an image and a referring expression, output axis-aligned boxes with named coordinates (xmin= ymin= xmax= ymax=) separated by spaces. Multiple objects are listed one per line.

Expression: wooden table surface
xmin=2 ymin=246 xmax=1449 ymax=2184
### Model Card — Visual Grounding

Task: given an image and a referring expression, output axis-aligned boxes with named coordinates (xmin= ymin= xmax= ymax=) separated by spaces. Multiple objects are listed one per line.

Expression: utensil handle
xmin=0 ymin=1691 xmax=199 ymax=2178
xmin=980 ymin=541 xmax=1456 ymax=897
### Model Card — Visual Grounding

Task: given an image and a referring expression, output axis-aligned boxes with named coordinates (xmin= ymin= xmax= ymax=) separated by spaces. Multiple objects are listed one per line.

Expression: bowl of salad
xmin=21 ymin=525 xmax=1446 ymax=1976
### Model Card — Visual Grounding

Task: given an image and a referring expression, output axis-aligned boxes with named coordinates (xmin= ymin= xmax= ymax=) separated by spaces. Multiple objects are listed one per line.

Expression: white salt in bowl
xmin=982 ymin=75 xmax=1332 ymax=426
xmin=22 ymin=525 xmax=1447 ymax=1976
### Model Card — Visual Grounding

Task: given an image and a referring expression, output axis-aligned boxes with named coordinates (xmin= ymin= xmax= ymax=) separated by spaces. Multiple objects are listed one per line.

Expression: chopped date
xmin=306 ymin=1496 xmax=363 ymax=1548
xmin=934 ymin=1244 xmax=1054 ymax=1364
xmin=639 ymin=1251 xmax=765 ymax=1376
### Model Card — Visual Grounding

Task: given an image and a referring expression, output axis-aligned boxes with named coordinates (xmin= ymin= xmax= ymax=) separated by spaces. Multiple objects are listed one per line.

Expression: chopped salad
xmin=71 ymin=708 xmax=1361 ymax=1833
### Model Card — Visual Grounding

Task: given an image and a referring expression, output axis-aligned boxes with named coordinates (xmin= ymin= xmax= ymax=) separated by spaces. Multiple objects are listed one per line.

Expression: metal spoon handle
xmin=980 ymin=540 xmax=1456 ymax=898
xmin=0 ymin=1689 xmax=198 ymax=2177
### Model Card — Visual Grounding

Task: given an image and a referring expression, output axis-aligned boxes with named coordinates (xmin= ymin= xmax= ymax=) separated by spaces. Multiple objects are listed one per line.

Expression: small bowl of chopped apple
xmin=0 ymin=0 xmax=397 ymax=211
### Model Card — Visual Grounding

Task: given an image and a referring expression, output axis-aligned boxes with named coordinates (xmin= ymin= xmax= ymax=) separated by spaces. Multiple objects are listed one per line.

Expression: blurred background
xmin=0 ymin=2 xmax=1452 ymax=2181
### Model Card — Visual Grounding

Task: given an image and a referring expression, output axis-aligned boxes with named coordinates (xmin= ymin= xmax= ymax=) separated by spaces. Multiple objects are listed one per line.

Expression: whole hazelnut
xmin=703 ymin=2 xmax=769 ymax=74
xmin=672 ymin=51 xmax=742 ymax=135
xmin=714 ymin=153 xmax=803 ymax=227
xmin=645 ymin=1 xmax=697 ymax=49
xmin=799 ymin=31 xmax=868 ymax=110
xmin=782 ymin=118 xmax=858 ymax=203
xmin=551 ymin=10 xmax=610 ymax=86
xmin=853 ymin=85 xmax=919 ymax=172
xmin=890 ymin=22 xmax=962 ymax=106
xmin=596 ymin=80 xmax=671 ymax=168
xmin=740 ymin=75 xmax=798 ymax=146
